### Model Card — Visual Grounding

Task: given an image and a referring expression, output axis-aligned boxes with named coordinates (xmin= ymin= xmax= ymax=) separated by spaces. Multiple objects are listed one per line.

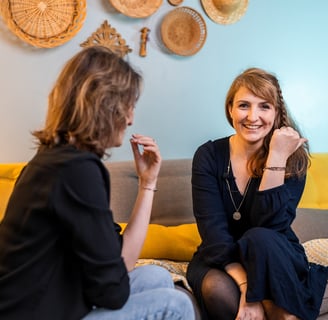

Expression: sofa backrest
xmin=106 ymin=159 xmax=194 ymax=226
xmin=1 ymin=154 xmax=328 ymax=225
xmin=0 ymin=156 xmax=327 ymax=258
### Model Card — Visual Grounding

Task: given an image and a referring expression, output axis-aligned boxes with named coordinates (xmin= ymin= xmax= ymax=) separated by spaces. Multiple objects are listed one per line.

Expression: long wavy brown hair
xmin=225 ymin=67 xmax=310 ymax=177
xmin=33 ymin=46 xmax=142 ymax=157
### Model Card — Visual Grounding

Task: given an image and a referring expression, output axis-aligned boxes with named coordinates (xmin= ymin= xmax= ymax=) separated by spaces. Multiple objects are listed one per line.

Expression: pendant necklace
xmin=225 ymin=160 xmax=251 ymax=221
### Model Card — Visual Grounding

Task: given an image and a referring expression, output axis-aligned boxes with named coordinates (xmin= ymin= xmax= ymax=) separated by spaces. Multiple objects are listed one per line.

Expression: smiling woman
xmin=186 ymin=67 xmax=328 ymax=320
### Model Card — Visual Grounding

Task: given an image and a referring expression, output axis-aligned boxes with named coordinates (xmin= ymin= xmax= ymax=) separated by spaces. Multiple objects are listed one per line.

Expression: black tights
xmin=201 ymin=268 xmax=240 ymax=320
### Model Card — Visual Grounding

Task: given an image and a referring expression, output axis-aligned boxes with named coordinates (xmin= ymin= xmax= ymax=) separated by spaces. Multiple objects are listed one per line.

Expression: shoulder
xmin=193 ymin=137 xmax=230 ymax=172
xmin=194 ymin=137 xmax=229 ymax=161
xmin=30 ymin=146 xmax=109 ymax=184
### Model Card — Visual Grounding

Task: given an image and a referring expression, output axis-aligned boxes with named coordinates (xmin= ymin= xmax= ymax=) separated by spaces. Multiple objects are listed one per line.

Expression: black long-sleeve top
xmin=0 ymin=145 xmax=129 ymax=320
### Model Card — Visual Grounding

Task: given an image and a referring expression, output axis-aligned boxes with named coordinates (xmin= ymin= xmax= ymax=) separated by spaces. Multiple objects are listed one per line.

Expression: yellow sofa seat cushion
xmin=120 ymin=223 xmax=201 ymax=261
xmin=0 ymin=163 xmax=26 ymax=221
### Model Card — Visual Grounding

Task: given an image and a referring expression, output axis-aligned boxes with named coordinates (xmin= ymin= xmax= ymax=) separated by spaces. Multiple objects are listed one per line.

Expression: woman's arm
xmin=225 ymin=262 xmax=266 ymax=319
xmin=57 ymin=158 xmax=130 ymax=309
xmin=259 ymin=126 xmax=307 ymax=191
xmin=249 ymin=127 xmax=307 ymax=230
xmin=121 ymin=134 xmax=161 ymax=271
xmin=192 ymin=140 xmax=239 ymax=267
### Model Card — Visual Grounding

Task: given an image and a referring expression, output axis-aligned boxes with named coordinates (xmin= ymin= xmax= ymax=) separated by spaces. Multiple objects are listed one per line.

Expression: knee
xmin=162 ymin=288 xmax=195 ymax=320
xmin=201 ymin=271 xmax=219 ymax=298
xmin=201 ymin=269 xmax=236 ymax=301
xmin=242 ymin=227 xmax=277 ymax=249
xmin=201 ymin=270 xmax=239 ymax=320
xmin=131 ymin=265 xmax=174 ymax=290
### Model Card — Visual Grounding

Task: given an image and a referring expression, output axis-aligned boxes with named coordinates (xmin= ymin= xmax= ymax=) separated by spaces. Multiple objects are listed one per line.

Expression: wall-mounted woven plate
xmin=109 ymin=0 xmax=163 ymax=18
xmin=0 ymin=0 xmax=86 ymax=48
xmin=160 ymin=6 xmax=207 ymax=56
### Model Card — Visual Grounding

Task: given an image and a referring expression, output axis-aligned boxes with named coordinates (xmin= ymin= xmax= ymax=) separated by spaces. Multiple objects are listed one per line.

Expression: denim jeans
xmin=82 ymin=265 xmax=195 ymax=320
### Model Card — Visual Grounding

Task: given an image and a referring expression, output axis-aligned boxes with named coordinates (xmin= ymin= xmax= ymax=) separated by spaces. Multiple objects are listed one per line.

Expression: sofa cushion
xmin=107 ymin=159 xmax=194 ymax=226
xmin=0 ymin=163 xmax=26 ymax=221
xmin=120 ymin=223 xmax=200 ymax=261
xmin=303 ymin=238 xmax=328 ymax=267
xmin=299 ymin=153 xmax=328 ymax=209
xmin=292 ymin=209 xmax=328 ymax=243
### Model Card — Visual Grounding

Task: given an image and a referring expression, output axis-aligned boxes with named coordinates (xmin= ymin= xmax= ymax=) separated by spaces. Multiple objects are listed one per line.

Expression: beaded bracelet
xmin=141 ymin=186 xmax=158 ymax=192
xmin=263 ymin=166 xmax=286 ymax=171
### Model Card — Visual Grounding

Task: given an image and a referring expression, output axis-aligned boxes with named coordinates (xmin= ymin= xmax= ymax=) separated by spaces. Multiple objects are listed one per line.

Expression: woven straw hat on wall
xmin=0 ymin=0 xmax=86 ymax=48
xmin=201 ymin=0 xmax=248 ymax=25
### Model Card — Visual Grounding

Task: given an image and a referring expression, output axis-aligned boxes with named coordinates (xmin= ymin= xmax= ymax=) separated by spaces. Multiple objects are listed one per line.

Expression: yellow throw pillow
xmin=119 ymin=223 xmax=201 ymax=261
xmin=0 ymin=163 xmax=26 ymax=221
xmin=299 ymin=154 xmax=328 ymax=209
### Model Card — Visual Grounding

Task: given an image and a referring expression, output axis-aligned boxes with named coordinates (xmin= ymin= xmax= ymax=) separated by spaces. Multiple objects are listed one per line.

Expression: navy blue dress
xmin=186 ymin=137 xmax=328 ymax=320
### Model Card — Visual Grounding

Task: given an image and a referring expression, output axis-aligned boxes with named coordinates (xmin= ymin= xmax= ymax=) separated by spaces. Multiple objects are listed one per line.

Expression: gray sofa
xmin=106 ymin=158 xmax=328 ymax=320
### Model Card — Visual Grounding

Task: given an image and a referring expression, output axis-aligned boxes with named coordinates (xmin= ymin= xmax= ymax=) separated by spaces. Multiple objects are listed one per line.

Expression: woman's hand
xmin=268 ymin=126 xmax=307 ymax=163
xmin=122 ymin=134 xmax=161 ymax=270
xmin=130 ymin=134 xmax=161 ymax=188
xmin=236 ymin=293 xmax=266 ymax=320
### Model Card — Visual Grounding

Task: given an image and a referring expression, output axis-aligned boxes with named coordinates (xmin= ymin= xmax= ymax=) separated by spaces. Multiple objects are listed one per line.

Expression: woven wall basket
xmin=160 ymin=6 xmax=207 ymax=56
xmin=0 ymin=0 xmax=87 ymax=48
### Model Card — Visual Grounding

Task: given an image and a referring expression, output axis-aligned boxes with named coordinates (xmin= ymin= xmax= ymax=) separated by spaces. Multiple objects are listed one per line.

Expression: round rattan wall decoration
xmin=160 ymin=6 xmax=207 ymax=56
xmin=109 ymin=0 xmax=163 ymax=18
xmin=0 ymin=0 xmax=86 ymax=48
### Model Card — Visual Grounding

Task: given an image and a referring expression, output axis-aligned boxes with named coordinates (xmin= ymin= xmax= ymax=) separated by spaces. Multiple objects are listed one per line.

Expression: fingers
xmin=130 ymin=134 xmax=161 ymax=161
xmin=297 ymin=137 xmax=308 ymax=149
xmin=277 ymin=126 xmax=297 ymax=135
xmin=275 ymin=126 xmax=306 ymax=141
xmin=271 ymin=127 xmax=307 ymax=156
xmin=131 ymin=134 xmax=157 ymax=146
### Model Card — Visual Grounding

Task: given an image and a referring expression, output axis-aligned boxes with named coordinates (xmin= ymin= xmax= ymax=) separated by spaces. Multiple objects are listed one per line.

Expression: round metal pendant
xmin=233 ymin=211 xmax=241 ymax=221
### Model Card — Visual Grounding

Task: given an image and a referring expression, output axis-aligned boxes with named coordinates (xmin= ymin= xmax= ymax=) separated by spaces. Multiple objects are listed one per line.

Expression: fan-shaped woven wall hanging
xmin=109 ymin=0 xmax=162 ymax=18
xmin=0 ymin=0 xmax=86 ymax=48
xmin=80 ymin=20 xmax=132 ymax=58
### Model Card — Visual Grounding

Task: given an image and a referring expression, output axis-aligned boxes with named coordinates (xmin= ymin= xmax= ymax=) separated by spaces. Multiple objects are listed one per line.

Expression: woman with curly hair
xmin=0 ymin=46 xmax=194 ymax=320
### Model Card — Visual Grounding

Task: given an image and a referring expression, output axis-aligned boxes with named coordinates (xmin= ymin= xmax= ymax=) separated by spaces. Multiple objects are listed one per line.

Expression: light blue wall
xmin=0 ymin=0 xmax=327 ymax=163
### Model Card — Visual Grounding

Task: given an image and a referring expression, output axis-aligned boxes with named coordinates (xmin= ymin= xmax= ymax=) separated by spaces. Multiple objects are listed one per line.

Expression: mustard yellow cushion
xmin=0 ymin=163 xmax=26 ymax=221
xmin=299 ymin=154 xmax=328 ymax=209
xmin=120 ymin=223 xmax=201 ymax=261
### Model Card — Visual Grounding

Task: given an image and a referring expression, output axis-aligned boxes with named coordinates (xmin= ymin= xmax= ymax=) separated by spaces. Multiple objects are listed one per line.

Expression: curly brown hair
xmin=33 ymin=46 xmax=142 ymax=157
xmin=225 ymin=67 xmax=310 ymax=177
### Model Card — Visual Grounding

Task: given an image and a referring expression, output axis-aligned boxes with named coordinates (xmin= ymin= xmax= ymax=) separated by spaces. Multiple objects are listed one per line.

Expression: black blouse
xmin=0 ymin=145 xmax=129 ymax=320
